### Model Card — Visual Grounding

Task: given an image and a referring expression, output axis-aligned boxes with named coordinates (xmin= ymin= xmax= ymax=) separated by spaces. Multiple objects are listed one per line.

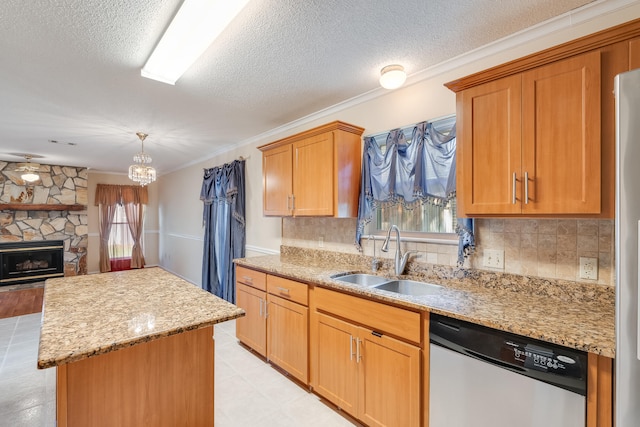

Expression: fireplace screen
xmin=0 ymin=240 xmax=64 ymax=285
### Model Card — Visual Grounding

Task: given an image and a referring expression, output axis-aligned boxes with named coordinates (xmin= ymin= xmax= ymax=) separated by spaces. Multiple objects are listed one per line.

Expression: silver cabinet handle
xmin=356 ymin=338 xmax=362 ymax=363
xmin=276 ymin=286 xmax=290 ymax=295
xmin=350 ymin=335 xmax=355 ymax=361
xmin=259 ymin=299 xmax=263 ymax=317
xmin=243 ymin=276 xmax=253 ymax=283
xmin=512 ymin=172 xmax=517 ymax=204
xmin=524 ymin=171 xmax=529 ymax=205
xmin=286 ymin=195 xmax=291 ymax=211
xmin=291 ymin=195 xmax=295 ymax=211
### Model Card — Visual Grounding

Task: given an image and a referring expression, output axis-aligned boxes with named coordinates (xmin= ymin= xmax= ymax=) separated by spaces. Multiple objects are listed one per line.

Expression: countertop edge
xmin=37 ymin=310 xmax=245 ymax=369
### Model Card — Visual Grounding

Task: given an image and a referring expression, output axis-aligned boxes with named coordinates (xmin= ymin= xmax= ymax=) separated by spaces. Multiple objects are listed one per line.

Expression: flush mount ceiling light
xmin=379 ymin=64 xmax=407 ymax=90
xmin=141 ymin=0 xmax=251 ymax=85
xmin=16 ymin=155 xmax=41 ymax=183
xmin=128 ymin=132 xmax=156 ymax=186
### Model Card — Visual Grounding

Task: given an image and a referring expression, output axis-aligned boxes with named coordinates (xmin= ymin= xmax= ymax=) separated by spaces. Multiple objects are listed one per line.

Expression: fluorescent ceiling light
xmin=142 ymin=0 xmax=250 ymax=85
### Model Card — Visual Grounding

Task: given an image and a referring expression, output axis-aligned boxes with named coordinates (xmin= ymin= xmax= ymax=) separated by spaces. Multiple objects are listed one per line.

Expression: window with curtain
xmin=95 ymin=184 xmax=148 ymax=272
xmin=356 ymin=116 xmax=475 ymax=265
xmin=369 ymin=116 xmax=458 ymax=238
xmin=108 ymin=203 xmax=143 ymax=271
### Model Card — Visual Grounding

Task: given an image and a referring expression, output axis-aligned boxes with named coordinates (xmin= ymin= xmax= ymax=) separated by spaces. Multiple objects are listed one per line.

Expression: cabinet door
xmin=266 ymin=294 xmax=309 ymax=384
xmin=235 ymin=283 xmax=267 ymax=357
xmin=358 ymin=329 xmax=421 ymax=427
xmin=313 ymin=312 xmax=359 ymax=417
xmin=263 ymin=144 xmax=293 ymax=216
xmin=293 ymin=132 xmax=335 ymax=216
xmin=521 ymin=50 xmax=601 ymax=214
xmin=458 ymin=74 xmax=522 ymax=215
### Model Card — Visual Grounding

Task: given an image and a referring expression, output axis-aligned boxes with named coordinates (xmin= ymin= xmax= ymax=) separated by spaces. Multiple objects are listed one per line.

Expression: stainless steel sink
xmin=372 ymin=280 xmax=442 ymax=296
xmin=332 ymin=273 xmax=442 ymax=296
xmin=332 ymin=273 xmax=389 ymax=287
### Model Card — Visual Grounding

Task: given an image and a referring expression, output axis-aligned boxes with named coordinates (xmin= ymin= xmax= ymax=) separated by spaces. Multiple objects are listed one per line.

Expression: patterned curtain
xmin=200 ymin=160 xmax=246 ymax=302
xmin=355 ymin=118 xmax=475 ymax=266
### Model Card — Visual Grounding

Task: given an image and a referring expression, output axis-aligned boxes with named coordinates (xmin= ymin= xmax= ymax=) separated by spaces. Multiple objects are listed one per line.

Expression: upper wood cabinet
xmin=447 ymin=18 xmax=640 ymax=218
xmin=456 ymin=50 xmax=601 ymax=215
xmin=258 ymin=121 xmax=364 ymax=217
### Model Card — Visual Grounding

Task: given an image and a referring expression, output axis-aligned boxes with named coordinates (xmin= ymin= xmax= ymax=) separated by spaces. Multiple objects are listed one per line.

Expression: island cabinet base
xmin=56 ymin=326 xmax=215 ymax=427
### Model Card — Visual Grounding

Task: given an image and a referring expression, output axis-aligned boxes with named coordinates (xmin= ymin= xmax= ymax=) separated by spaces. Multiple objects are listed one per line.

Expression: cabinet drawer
xmin=236 ymin=266 xmax=266 ymax=291
xmin=267 ymin=275 xmax=308 ymax=306
xmin=314 ymin=287 xmax=420 ymax=344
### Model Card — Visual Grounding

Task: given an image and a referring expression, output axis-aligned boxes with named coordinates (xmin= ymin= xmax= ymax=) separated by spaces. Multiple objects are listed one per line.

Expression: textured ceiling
xmin=0 ymin=0 xmax=598 ymax=174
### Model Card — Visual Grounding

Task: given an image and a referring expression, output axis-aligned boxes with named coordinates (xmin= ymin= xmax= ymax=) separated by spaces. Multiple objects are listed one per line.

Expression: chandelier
xmin=128 ymin=132 xmax=156 ymax=186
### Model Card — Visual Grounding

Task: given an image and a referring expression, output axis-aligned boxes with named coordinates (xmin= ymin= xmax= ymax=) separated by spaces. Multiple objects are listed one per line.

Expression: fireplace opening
xmin=0 ymin=240 xmax=64 ymax=286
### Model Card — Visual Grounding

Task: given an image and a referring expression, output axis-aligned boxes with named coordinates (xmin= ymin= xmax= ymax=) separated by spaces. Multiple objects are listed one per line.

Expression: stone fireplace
xmin=0 ymin=162 xmax=88 ymax=280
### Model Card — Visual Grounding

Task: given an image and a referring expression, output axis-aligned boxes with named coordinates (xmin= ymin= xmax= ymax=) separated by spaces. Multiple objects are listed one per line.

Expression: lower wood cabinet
xmin=267 ymin=293 xmax=309 ymax=384
xmin=311 ymin=287 xmax=422 ymax=427
xmin=235 ymin=266 xmax=309 ymax=384
xmin=235 ymin=282 xmax=267 ymax=357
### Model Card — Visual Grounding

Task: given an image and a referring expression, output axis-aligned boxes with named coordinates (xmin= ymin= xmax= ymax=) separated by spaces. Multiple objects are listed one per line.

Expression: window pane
xmin=108 ymin=205 xmax=134 ymax=258
xmin=376 ymin=199 xmax=456 ymax=234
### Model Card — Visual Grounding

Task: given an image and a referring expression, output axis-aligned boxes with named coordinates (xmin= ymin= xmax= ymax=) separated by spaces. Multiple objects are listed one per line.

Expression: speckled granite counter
xmin=235 ymin=248 xmax=615 ymax=358
xmin=38 ymin=267 xmax=244 ymax=369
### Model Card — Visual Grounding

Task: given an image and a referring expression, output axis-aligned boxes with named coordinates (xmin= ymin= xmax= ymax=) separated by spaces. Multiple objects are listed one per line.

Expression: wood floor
xmin=0 ymin=288 xmax=44 ymax=319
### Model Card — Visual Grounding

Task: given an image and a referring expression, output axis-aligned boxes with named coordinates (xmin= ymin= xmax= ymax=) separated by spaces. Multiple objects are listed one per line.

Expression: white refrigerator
xmin=615 ymin=68 xmax=640 ymax=426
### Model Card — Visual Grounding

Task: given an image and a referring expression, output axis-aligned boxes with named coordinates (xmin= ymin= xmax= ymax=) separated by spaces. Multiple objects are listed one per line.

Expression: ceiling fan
xmin=15 ymin=155 xmax=41 ymax=182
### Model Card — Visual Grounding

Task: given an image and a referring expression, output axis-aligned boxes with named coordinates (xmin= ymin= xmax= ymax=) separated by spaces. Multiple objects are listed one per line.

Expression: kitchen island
xmin=37 ymin=267 xmax=244 ymax=427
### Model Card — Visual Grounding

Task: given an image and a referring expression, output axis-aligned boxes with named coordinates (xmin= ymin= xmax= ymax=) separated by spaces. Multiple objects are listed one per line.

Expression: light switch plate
xmin=483 ymin=249 xmax=504 ymax=269
xmin=579 ymin=256 xmax=598 ymax=280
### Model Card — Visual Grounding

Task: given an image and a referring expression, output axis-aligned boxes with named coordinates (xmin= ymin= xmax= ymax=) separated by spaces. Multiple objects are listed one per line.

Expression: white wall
xmin=157 ymin=2 xmax=640 ymax=284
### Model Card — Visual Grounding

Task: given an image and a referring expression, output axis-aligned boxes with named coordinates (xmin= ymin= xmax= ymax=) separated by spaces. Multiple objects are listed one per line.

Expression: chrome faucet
xmin=381 ymin=225 xmax=418 ymax=276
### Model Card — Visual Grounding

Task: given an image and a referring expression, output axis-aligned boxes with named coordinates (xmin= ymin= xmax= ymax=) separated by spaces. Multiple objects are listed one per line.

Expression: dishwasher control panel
xmin=430 ymin=313 xmax=588 ymax=395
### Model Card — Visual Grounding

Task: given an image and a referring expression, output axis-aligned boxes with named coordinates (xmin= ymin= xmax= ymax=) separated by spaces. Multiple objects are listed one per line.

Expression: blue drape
xmin=355 ymin=118 xmax=475 ymax=266
xmin=200 ymin=159 xmax=246 ymax=302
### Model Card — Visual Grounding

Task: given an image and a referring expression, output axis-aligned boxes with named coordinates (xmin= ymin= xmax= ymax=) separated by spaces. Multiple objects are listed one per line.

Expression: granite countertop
xmin=235 ymin=249 xmax=615 ymax=358
xmin=37 ymin=267 xmax=245 ymax=369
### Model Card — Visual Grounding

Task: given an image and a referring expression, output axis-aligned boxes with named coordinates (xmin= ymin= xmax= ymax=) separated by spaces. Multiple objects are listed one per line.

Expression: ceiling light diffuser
xmin=141 ymin=0 xmax=250 ymax=85
xmin=21 ymin=172 xmax=40 ymax=183
xmin=379 ymin=64 xmax=407 ymax=90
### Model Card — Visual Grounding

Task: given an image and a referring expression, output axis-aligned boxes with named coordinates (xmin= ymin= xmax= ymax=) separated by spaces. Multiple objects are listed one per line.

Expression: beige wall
xmin=87 ymin=172 xmax=159 ymax=274
xmin=158 ymin=4 xmax=640 ymax=286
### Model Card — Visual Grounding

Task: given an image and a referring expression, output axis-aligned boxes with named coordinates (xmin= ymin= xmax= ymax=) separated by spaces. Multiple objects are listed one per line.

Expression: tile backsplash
xmin=282 ymin=217 xmax=614 ymax=286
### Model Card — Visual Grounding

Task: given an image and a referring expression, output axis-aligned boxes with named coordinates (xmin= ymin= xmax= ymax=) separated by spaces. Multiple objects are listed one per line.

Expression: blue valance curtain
xmin=200 ymin=159 xmax=246 ymax=302
xmin=355 ymin=118 xmax=475 ymax=266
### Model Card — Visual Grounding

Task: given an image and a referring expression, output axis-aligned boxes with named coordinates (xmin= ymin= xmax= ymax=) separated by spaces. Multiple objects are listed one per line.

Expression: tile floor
xmin=0 ymin=315 xmax=357 ymax=426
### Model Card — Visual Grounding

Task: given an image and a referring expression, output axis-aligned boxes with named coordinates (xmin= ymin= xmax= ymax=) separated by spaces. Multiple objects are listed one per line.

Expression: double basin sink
xmin=331 ymin=273 xmax=442 ymax=297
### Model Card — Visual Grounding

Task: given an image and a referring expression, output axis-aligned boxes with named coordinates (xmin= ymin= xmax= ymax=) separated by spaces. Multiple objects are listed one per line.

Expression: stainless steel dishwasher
xmin=429 ymin=313 xmax=587 ymax=427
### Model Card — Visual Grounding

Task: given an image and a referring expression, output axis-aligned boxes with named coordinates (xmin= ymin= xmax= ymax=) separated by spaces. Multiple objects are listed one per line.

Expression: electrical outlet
xmin=318 ymin=236 xmax=324 ymax=248
xmin=483 ymin=249 xmax=504 ymax=269
xmin=579 ymin=256 xmax=598 ymax=280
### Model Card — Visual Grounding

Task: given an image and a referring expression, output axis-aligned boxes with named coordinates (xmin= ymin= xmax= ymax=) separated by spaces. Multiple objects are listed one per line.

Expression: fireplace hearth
xmin=0 ymin=240 xmax=64 ymax=286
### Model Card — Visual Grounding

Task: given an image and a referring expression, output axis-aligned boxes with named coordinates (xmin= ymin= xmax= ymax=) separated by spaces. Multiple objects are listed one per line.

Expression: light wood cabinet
xmin=258 ymin=121 xmax=364 ymax=217
xmin=447 ymin=19 xmax=640 ymax=219
xmin=235 ymin=266 xmax=309 ymax=384
xmin=266 ymin=275 xmax=309 ymax=384
xmin=236 ymin=282 xmax=267 ymax=357
xmin=311 ymin=287 xmax=422 ymax=426
xmin=456 ymin=50 xmax=601 ymax=215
